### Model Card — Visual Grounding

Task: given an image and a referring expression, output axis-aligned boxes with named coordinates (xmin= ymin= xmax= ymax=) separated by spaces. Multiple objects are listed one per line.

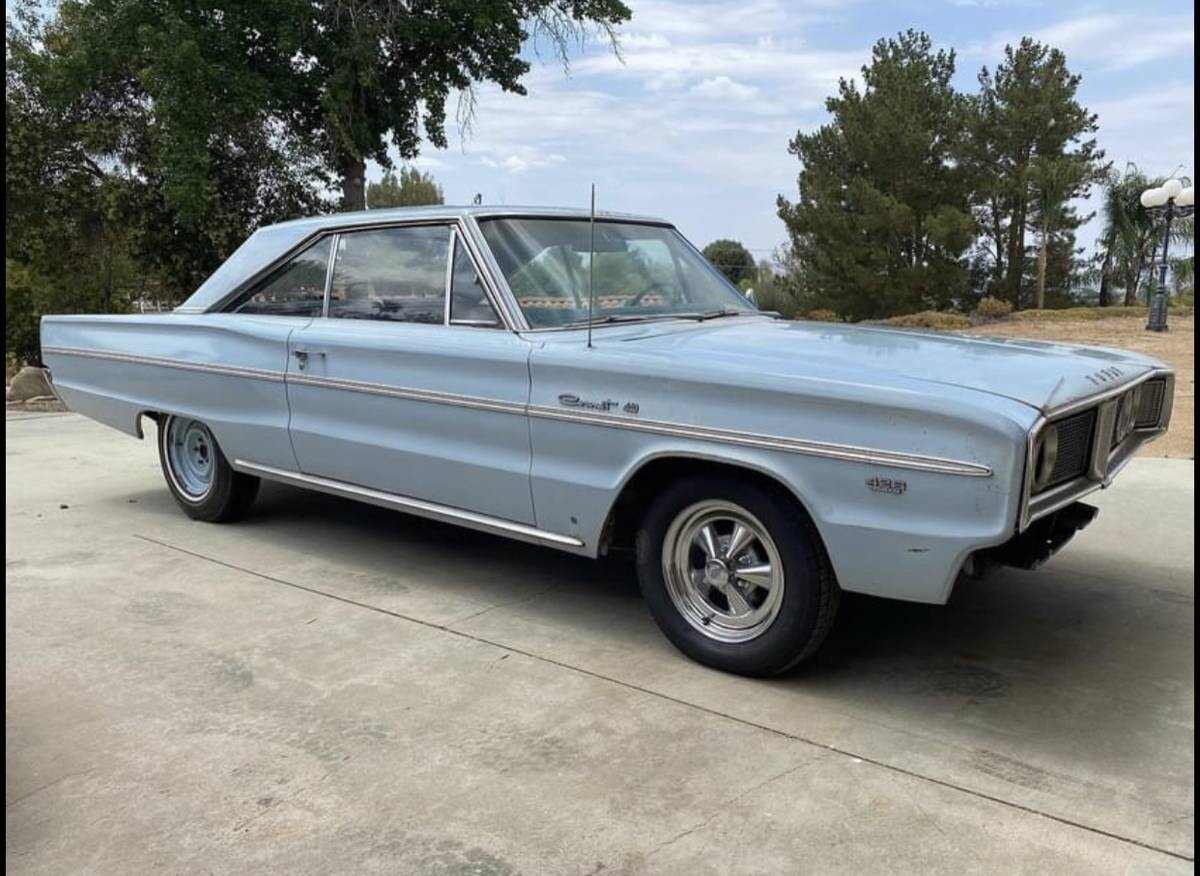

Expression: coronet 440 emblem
xmin=866 ymin=476 xmax=907 ymax=495
xmin=558 ymin=394 xmax=640 ymax=415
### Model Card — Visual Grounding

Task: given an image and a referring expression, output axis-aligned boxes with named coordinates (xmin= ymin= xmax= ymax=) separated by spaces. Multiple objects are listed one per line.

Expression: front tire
xmin=635 ymin=475 xmax=839 ymax=676
xmin=157 ymin=415 xmax=259 ymax=522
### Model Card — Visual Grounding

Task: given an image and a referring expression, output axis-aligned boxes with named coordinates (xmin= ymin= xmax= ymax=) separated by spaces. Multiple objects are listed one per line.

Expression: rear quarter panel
xmin=40 ymin=313 xmax=305 ymax=470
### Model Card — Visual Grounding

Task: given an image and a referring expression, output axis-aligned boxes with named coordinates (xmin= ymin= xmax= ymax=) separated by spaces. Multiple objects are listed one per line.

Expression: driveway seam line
xmin=132 ymin=532 xmax=1194 ymax=864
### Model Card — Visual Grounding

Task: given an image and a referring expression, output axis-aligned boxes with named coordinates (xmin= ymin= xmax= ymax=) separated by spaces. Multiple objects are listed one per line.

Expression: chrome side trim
xmin=41 ymin=345 xmax=993 ymax=478
xmin=525 ymin=404 xmax=993 ymax=477
xmin=40 ymin=345 xmax=286 ymax=383
xmin=287 ymin=372 xmax=526 ymax=415
xmin=233 ymin=460 xmax=585 ymax=548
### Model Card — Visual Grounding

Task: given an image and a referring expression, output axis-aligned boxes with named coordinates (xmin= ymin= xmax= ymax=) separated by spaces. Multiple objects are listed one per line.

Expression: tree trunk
xmin=1098 ymin=245 xmax=1113 ymax=307
xmin=1003 ymin=196 xmax=1027 ymax=309
xmin=340 ymin=154 xmax=366 ymax=212
xmin=1035 ymin=233 xmax=1047 ymax=309
xmin=1124 ymin=252 xmax=1141 ymax=306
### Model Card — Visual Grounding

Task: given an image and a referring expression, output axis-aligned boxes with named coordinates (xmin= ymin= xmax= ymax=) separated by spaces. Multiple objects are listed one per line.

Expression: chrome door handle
xmin=292 ymin=349 xmax=325 ymax=371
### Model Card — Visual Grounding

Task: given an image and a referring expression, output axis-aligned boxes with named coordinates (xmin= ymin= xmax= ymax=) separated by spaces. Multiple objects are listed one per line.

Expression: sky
xmin=386 ymin=0 xmax=1195 ymax=262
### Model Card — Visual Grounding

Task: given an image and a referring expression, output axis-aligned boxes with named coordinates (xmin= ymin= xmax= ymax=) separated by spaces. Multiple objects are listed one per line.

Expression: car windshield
xmin=478 ymin=218 xmax=757 ymax=329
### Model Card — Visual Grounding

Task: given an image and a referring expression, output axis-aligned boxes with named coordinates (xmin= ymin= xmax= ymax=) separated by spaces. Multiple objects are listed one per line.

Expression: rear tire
xmin=635 ymin=474 xmax=839 ymax=676
xmin=157 ymin=415 xmax=259 ymax=522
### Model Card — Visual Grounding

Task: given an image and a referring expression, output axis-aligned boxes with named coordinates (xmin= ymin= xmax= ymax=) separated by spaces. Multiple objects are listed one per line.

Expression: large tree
xmin=777 ymin=31 xmax=975 ymax=321
xmin=1026 ymin=156 xmax=1086 ymax=309
xmin=10 ymin=0 xmax=630 ymax=214
xmin=367 ymin=167 xmax=444 ymax=209
xmin=6 ymin=0 xmax=329 ymax=296
xmin=702 ymin=239 xmax=756 ymax=285
xmin=970 ymin=38 xmax=1103 ymax=308
xmin=308 ymin=1 xmax=630 ymax=210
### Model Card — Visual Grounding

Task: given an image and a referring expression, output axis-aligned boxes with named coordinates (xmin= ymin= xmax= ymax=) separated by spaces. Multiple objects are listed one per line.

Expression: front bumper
xmin=971 ymin=501 xmax=1098 ymax=574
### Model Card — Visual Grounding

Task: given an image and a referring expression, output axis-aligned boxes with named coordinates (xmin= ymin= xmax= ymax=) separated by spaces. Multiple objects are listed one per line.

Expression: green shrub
xmin=5 ymin=261 xmax=44 ymax=366
xmin=752 ymin=283 xmax=802 ymax=319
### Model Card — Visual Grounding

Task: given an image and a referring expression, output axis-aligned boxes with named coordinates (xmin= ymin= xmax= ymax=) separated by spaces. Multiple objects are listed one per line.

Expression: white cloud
xmin=370 ymin=0 xmax=1191 ymax=257
xmin=975 ymin=12 xmax=1195 ymax=71
xmin=479 ymin=145 xmax=567 ymax=174
xmin=690 ymin=75 xmax=758 ymax=101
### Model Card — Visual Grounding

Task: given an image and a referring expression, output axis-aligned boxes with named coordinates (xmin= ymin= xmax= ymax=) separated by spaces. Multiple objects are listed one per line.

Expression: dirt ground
xmin=959 ymin=314 xmax=1194 ymax=459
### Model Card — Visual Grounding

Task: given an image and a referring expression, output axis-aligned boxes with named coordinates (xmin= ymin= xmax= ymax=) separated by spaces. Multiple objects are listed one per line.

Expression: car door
xmin=285 ymin=223 xmax=536 ymax=524
xmin=179 ymin=234 xmax=333 ymax=470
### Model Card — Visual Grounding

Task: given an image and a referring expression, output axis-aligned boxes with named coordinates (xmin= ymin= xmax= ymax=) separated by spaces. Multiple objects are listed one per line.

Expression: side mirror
xmin=744 ymin=288 xmax=758 ymax=307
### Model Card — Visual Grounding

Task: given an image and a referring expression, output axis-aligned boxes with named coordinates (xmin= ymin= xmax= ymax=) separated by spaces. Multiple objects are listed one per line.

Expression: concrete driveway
xmin=6 ymin=411 xmax=1194 ymax=874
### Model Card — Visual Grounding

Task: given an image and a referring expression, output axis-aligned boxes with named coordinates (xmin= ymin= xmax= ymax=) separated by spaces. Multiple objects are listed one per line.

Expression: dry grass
xmin=956 ymin=314 xmax=1194 ymax=459
xmin=882 ymin=311 xmax=973 ymax=330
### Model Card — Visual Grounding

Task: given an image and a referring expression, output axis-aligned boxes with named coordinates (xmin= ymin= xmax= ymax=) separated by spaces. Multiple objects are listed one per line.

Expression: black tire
xmin=635 ymin=474 xmax=839 ymax=676
xmin=157 ymin=414 xmax=259 ymax=522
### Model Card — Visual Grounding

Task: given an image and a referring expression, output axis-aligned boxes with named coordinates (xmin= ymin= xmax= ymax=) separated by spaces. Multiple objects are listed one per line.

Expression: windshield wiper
xmin=562 ymin=308 xmax=770 ymax=329
xmin=562 ymin=313 xmax=662 ymax=328
xmin=690 ymin=308 xmax=747 ymax=321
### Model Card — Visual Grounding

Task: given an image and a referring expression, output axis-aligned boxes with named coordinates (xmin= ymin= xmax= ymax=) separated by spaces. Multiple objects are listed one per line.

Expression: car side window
xmin=329 ymin=226 xmax=450 ymax=324
xmin=232 ymin=237 xmax=331 ymax=316
xmin=449 ymin=237 xmax=501 ymax=327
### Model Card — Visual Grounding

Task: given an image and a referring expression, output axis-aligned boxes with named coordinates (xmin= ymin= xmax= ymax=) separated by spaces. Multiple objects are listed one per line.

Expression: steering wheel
xmin=624 ymin=281 xmax=673 ymax=308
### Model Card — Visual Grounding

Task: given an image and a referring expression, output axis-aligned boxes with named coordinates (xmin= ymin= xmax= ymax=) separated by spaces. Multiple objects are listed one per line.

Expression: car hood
xmin=584 ymin=317 xmax=1165 ymax=413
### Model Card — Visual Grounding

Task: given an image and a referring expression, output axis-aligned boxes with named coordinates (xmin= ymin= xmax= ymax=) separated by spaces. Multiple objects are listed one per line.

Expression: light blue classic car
xmin=41 ymin=206 xmax=1174 ymax=675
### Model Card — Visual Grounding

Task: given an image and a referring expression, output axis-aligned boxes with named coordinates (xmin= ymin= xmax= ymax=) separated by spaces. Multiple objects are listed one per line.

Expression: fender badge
xmin=866 ymin=476 xmax=906 ymax=495
xmin=558 ymin=393 xmax=640 ymax=415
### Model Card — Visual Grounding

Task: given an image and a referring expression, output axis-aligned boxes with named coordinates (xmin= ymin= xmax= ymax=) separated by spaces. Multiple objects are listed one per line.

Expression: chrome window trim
xmin=447 ymin=229 xmax=504 ymax=329
xmin=324 ymin=223 xmax=453 ymax=325
xmin=233 ymin=459 xmax=585 ymax=548
xmin=459 ymin=215 xmax=530 ymax=331
xmin=221 ymin=234 xmax=335 ymax=317
xmin=321 ymin=232 xmax=339 ymax=318
xmin=40 ymin=344 xmax=994 ymax=478
xmin=1019 ymin=368 xmax=1174 ymax=531
xmin=442 ymin=230 xmax=456 ymax=326
xmin=210 ymin=217 xmax=520 ymax=332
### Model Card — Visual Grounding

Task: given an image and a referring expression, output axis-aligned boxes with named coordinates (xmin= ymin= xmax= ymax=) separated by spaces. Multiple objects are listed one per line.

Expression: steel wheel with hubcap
xmin=157 ymin=414 xmax=260 ymax=522
xmin=164 ymin=417 xmax=216 ymax=502
xmin=636 ymin=474 xmax=840 ymax=676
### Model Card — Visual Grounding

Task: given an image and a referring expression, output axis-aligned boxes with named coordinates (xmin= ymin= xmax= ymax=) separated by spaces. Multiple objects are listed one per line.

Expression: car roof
xmin=264 ymin=204 xmax=672 ymax=234
xmin=178 ymin=205 xmax=675 ymax=312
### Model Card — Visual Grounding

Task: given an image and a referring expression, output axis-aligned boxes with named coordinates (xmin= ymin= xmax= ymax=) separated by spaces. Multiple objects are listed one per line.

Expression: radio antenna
xmin=586 ymin=183 xmax=596 ymax=350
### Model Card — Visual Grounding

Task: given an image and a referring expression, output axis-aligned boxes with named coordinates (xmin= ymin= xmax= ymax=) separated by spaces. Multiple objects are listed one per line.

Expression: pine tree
xmin=971 ymin=39 xmax=1103 ymax=308
xmin=777 ymin=31 xmax=975 ymax=322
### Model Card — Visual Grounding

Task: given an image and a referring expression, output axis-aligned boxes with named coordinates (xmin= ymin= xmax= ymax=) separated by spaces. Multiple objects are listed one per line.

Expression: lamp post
xmin=1140 ymin=178 xmax=1195 ymax=332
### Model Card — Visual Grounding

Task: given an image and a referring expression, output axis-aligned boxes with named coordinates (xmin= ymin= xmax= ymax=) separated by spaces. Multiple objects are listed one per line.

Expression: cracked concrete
xmin=6 ymin=412 xmax=1195 ymax=874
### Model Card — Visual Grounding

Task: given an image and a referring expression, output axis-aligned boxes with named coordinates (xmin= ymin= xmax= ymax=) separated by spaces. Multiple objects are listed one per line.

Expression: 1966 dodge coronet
xmin=41 ymin=206 xmax=1174 ymax=675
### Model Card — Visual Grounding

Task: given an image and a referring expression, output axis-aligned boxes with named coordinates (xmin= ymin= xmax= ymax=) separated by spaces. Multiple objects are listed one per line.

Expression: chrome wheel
xmin=662 ymin=500 xmax=785 ymax=643
xmin=164 ymin=417 xmax=215 ymax=502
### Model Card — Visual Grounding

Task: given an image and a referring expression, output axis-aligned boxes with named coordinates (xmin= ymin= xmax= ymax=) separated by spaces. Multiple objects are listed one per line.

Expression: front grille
xmin=1135 ymin=379 xmax=1165 ymax=428
xmin=1045 ymin=409 xmax=1095 ymax=489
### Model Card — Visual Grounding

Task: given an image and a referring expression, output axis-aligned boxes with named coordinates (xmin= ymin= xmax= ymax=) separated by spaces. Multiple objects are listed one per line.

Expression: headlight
xmin=1032 ymin=423 xmax=1060 ymax=492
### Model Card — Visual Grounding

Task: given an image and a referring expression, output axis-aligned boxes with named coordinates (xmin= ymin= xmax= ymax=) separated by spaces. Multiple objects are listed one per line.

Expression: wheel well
xmin=602 ymin=456 xmax=813 ymax=553
xmin=136 ymin=410 xmax=162 ymax=439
